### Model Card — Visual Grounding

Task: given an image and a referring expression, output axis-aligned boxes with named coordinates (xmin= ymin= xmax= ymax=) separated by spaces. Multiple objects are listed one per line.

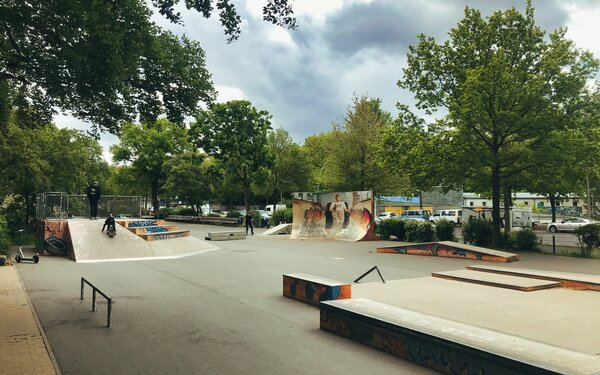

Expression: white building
xmin=462 ymin=192 xmax=583 ymax=209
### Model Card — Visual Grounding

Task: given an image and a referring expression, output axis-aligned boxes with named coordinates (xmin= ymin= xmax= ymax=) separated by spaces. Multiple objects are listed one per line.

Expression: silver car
xmin=547 ymin=218 xmax=596 ymax=233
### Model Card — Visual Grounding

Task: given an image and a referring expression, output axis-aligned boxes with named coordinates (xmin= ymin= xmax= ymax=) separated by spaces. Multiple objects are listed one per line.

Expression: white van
xmin=429 ymin=209 xmax=462 ymax=225
xmin=265 ymin=204 xmax=286 ymax=216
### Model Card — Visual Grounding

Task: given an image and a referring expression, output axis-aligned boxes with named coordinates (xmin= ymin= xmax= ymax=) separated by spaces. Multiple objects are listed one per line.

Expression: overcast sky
xmin=55 ymin=0 xmax=600 ymax=162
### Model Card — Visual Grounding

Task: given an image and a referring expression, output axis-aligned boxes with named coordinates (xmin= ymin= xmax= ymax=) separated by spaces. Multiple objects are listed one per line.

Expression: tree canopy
xmin=1 ymin=1 xmax=218 ymax=134
xmin=396 ymin=1 xmax=599 ymax=245
xmin=192 ymin=100 xmax=273 ymax=209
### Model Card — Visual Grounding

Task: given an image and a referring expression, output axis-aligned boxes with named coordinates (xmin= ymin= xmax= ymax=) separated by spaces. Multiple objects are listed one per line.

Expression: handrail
xmin=354 ymin=266 xmax=386 ymax=284
xmin=80 ymin=277 xmax=113 ymax=327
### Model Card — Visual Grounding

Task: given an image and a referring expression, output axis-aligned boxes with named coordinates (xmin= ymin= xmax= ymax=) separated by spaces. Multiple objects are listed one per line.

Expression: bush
xmin=435 ymin=219 xmax=455 ymax=241
xmin=157 ymin=207 xmax=173 ymax=219
xmin=272 ymin=208 xmax=293 ymax=225
xmin=403 ymin=220 xmax=434 ymax=242
xmin=0 ymin=215 xmax=11 ymax=259
xmin=463 ymin=219 xmax=492 ymax=247
xmin=574 ymin=224 xmax=600 ymax=257
xmin=172 ymin=207 xmax=197 ymax=216
xmin=227 ymin=211 xmax=243 ymax=218
xmin=515 ymin=229 xmax=538 ymax=251
xmin=206 ymin=213 xmax=220 ymax=217
xmin=375 ymin=218 xmax=405 ymax=240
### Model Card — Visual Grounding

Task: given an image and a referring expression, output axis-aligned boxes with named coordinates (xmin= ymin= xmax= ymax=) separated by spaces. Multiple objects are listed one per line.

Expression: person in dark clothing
xmin=86 ymin=181 xmax=101 ymax=219
xmin=101 ymin=212 xmax=116 ymax=233
xmin=245 ymin=210 xmax=254 ymax=235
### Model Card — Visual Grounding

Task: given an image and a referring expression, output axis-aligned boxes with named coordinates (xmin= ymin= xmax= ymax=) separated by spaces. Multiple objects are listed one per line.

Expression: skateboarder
xmin=101 ymin=212 xmax=117 ymax=235
xmin=86 ymin=181 xmax=101 ymax=219
xmin=245 ymin=210 xmax=254 ymax=236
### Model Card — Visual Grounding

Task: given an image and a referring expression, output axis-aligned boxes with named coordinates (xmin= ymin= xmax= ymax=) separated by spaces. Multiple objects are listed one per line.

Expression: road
xmin=16 ymin=223 xmax=600 ymax=375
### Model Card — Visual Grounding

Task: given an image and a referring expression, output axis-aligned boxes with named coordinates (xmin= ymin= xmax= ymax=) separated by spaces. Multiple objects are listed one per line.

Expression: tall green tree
xmin=111 ymin=119 xmax=190 ymax=211
xmin=304 ymin=95 xmax=409 ymax=195
xmin=398 ymin=2 xmax=599 ymax=246
xmin=164 ymin=152 xmax=221 ymax=213
xmin=192 ymin=100 xmax=273 ymax=210
xmin=263 ymin=128 xmax=311 ymax=202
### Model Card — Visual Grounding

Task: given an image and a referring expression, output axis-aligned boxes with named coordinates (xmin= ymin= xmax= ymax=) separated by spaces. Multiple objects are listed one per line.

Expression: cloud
xmin=53 ymin=0 xmax=597 ymax=157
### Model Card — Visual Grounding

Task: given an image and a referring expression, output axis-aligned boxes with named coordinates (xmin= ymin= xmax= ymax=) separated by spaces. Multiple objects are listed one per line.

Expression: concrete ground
xmin=15 ymin=222 xmax=600 ymax=375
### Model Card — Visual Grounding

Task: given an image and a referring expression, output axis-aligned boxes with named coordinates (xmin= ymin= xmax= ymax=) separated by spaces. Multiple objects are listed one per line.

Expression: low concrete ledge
xmin=432 ymin=269 xmax=561 ymax=292
xmin=205 ymin=231 xmax=246 ymax=241
xmin=466 ymin=265 xmax=600 ymax=292
xmin=283 ymin=273 xmax=351 ymax=306
xmin=320 ymin=298 xmax=600 ymax=375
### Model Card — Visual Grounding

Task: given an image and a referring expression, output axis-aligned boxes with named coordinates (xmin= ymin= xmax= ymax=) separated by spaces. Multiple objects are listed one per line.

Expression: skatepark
xmin=10 ymin=217 xmax=600 ymax=374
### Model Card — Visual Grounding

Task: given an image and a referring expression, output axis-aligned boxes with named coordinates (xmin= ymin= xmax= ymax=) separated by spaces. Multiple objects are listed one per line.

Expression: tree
xmin=263 ymin=128 xmax=311 ymax=202
xmin=111 ymin=119 xmax=190 ymax=212
xmin=164 ymin=152 xmax=221 ymax=213
xmin=398 ymin=2 xmax=599 ymax=246
xmin=1 ymin=1 xmax=216 ymax=134
xmin=304 ymin=95 xmax=409 ymax=195
xmin=192 ymin=100 xmax=273 ymax=210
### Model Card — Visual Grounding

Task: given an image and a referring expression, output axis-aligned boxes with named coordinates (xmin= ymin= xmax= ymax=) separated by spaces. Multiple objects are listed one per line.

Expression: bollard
xmin=552 ymin=235 xmax=556 ymax=255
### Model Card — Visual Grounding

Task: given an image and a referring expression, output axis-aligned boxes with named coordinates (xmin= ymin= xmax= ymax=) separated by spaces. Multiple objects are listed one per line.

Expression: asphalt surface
xmin=16 ymin=223 xmax=600 ymax=375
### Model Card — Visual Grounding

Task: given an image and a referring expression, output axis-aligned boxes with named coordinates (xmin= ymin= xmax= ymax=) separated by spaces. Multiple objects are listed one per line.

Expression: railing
xmin=80 ymin=277 xmax=113 ymax=327
xmin=67 ymin=195 xmax=142 ymax=219
xmin=354 ymin=265 xmax=386 ymax=284
xmin=36 ymin=192 xmax=68 ymax=221
xmin=36 ymin=192 xmax=142 ymax=220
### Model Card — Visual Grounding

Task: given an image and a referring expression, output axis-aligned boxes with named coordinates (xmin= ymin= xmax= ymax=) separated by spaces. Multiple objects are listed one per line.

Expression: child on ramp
xmin=101 ymin=212 xmax=117 ymax=236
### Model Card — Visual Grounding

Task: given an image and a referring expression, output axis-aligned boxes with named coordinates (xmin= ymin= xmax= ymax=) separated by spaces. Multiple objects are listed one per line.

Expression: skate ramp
xmin=66 ymin=219 xmax=219 ymax=263
xmin=262 ymin=223 xmax=292 ymax=236
xmin=290 ymin=191 xmax=375 ymax=241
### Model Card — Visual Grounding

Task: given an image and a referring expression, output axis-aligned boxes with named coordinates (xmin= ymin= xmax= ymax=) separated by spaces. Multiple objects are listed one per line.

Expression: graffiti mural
xmin=377 ymin=242 xmax=519 ymax=263
xmin=291 ymin=191 xmax=375 ymax=241
xmin=283 ymin=275 xmax=351 ymax=305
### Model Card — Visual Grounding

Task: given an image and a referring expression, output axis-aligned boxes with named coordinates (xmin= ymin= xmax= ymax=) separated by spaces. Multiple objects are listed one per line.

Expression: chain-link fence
xmin=36 ymin=193 xmax=142 ymax=220
xmin=36 ymin=192 xmax=69 ymax=221
xmin=67 ymin=195 xmax=142 ymax=219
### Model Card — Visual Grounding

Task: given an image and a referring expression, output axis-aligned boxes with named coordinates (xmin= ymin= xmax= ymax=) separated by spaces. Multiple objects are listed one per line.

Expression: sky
xmin=54 ymin=0 xmax=600 ymax=162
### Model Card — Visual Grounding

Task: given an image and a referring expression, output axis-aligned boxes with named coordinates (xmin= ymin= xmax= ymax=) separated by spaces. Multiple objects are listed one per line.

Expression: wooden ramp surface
xmin=432 ymin=269 xmax=561 ymax=291
xmin=467 ymin=265 xmax=600 ymax=291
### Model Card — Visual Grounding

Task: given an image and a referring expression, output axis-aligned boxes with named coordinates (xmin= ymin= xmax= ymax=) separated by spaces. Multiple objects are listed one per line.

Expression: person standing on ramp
xmin=86 ymin=181 xmax=101 ymax=220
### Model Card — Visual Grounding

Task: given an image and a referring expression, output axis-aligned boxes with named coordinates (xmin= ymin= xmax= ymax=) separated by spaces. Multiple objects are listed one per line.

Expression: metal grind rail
xmin=354 ymin=265 xmax=386 ymax=284
xmin=80 ymin=277 xmax=113 ymax=327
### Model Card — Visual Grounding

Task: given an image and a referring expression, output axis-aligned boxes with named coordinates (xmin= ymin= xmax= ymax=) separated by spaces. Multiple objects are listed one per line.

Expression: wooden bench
xmin=283 ymin=273 xmax=351 ymax=306
xmin=320 ymin=298 xmax=600 ymax=375
xmin=204 ymin=230 xmax=246 ymax=241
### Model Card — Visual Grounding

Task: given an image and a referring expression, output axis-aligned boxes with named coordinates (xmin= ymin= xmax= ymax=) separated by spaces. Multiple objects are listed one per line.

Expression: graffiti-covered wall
xmin=291 ymin=191 xmax=374 ymax=241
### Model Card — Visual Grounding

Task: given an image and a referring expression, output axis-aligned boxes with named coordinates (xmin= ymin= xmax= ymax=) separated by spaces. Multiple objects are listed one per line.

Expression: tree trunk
xmin=491 ymin=166 xmax=502 ymax=247
xmin=243 ymin=169 xmax=249 ymax=211
xmin=151 ymin=182 xmax=159 ymax=217
xmin=549 ymin=195 xmax=557 ymax=223
xmin=503 ymin=185 xmax=512 ymax=234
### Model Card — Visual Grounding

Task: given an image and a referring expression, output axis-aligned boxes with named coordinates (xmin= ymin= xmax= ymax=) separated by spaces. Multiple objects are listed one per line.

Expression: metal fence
xmin=36 ymin=192 xmax=69 ymax=221
xmin=67 ymin=195 xmax=142 ymax=219
xmin=36 ymin=193 xmax=142 ymax=220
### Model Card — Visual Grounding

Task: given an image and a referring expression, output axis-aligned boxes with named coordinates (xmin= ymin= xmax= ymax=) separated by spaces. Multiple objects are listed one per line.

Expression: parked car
xmin=429 ymin=209 xmax=462 ymax=225
xmin=547 ymin=218 xmax=597 ymax=233
xmin=400 ymin=209 xmax=432 ymax=222
xmin=374 ymin=212 xmax=398 ymax=223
